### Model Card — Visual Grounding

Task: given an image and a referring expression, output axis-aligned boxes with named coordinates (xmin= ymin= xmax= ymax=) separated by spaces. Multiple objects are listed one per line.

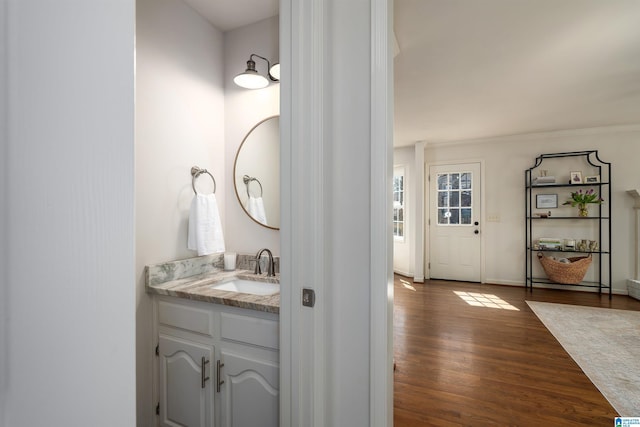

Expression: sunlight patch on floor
xmin=400 ymin=279 xmax=416 ymax=291
xmin=454 ymin=291 xmax=519 ymax=311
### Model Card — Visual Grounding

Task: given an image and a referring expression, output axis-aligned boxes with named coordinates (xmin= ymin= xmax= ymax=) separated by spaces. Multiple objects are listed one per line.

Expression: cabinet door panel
xmin=159 ymin=334 xmax=214 ymax=427
xmin=220 ymin=350 xmax=279 ymax=427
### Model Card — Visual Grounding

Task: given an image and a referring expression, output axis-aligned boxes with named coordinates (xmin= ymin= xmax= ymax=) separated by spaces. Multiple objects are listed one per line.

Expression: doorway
xmin=428 ymin=162 xmax=482 ymax=282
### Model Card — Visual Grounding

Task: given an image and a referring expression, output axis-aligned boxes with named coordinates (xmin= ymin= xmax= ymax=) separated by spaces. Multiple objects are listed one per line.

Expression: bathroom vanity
xmin=146 ymin=255 xmax=279 ymax=427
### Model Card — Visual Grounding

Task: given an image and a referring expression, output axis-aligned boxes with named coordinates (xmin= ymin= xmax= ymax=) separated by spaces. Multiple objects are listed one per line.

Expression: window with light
xmin=393 ymin=167 xmax=405 ymax=241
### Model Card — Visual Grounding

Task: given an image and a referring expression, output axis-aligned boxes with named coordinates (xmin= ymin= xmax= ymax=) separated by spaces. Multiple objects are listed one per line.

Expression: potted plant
xmin=563 ymin=189 xmax=604 ymax=217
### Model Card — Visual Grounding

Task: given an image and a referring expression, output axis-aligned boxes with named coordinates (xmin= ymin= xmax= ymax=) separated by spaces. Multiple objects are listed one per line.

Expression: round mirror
xmin=233 ymin=116 xmax=280 ymax=230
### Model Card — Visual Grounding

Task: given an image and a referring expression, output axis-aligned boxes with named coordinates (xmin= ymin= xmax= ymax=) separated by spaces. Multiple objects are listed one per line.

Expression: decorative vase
xmin=578 ymin=203 xmax=589 ymax=217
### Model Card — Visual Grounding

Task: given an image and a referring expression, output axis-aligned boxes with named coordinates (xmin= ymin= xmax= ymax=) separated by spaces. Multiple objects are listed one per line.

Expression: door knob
xmin=474 ymin=230 xmax=479 ymax=234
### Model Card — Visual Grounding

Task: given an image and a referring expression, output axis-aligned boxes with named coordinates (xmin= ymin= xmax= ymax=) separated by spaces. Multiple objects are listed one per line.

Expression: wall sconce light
xmin=234 ymin=54 xmax=279 ymax=89
xmin=269 ymin=62 xmax=280 ymax=80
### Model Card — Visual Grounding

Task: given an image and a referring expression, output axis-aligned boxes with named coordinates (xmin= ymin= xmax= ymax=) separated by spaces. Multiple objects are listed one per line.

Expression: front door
xmin=429 ymin=162 xmax=481 ymax=282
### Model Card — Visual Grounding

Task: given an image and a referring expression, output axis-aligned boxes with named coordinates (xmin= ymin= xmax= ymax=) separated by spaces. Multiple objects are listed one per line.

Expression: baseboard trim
xmin=393 ymin=269 xmax=412 ymax=278
xmin=483 ymin=279 xmax=522 ymax=287
xmin=484 ymin=279 xmax=629 ymax=295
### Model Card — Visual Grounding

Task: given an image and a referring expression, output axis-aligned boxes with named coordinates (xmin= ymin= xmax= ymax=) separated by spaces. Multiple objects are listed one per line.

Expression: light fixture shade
xmin=234 ymin=54 xmax=281 ymax=89
xmin=269 ymin=63 xmax=280 ymax=81
xmin=234 ymin=70 xmax=269 ymax=89
xmin=234 ymin=58 xmax=269 ymax=89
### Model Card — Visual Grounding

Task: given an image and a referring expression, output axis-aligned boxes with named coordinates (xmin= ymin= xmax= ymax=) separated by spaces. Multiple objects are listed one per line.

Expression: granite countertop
xmin=145 ymin=254 xmax=280 ymax=314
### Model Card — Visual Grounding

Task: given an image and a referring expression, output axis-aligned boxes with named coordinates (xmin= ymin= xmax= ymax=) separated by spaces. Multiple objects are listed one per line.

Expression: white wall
xmin=402 ymin=126 xmax=640 ymax=293
xmin=135 ymin=0 xmax=225 ymax=424
xmin=4 ymin=1 xmax=136 ymax=425
xmin=393 ymin=147 xmax=414 ymax=276
xmin=224 ymin=16 xmax=280 ymax=255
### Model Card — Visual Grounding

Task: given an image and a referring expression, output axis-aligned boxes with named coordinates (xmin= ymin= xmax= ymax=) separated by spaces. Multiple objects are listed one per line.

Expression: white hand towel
xmin=187 ymin=194 xmax=225 ymax=256
xmin=247 ymin=196 xmax=267 ymax=225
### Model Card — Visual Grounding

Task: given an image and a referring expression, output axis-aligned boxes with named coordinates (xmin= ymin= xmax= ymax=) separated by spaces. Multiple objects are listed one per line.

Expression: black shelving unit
xmin=525 ymin=151 xmax=611 ymax=298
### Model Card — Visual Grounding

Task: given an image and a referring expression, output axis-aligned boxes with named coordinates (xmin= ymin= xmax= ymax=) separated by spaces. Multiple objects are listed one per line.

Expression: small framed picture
xmin=570 ymin=171 xmax=583 ymax=184
xmin=585 ymin=175 xmax=600 ymax=183
xmin=536 ymin=194 xmax=558 ymax=209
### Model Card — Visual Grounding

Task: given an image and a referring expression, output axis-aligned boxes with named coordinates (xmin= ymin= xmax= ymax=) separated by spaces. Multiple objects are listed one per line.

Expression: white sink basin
xmin=211 ymin=279 xmax=279 ymax=296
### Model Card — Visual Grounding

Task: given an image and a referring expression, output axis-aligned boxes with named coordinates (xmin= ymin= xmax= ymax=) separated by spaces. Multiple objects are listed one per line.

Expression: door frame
xmin=425 ymin=159 xmax=486 ymax=283
xmin=280 ymin=0 xmax=393 ymax=425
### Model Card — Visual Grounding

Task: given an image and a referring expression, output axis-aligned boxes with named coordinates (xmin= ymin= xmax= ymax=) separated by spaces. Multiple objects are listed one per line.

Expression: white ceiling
xmin=182 ymin=0 xmax=278 ymax=32
xmin=183 ymin=0 xmax=640 ymax=147
xmin=394 ymin=0 xmax=640 ymax=146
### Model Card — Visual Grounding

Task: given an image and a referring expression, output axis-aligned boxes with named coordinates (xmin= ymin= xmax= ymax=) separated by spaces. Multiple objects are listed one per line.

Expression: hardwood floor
xmin=393 ymin=275 xmax=640 ymax=426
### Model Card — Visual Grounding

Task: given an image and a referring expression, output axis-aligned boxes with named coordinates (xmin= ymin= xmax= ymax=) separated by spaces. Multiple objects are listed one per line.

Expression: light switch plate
xmin=487 ymin=214 xmax=500 ymax=222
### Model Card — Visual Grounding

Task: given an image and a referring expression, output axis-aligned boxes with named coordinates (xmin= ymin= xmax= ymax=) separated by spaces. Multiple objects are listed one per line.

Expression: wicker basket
xmin=537 ymin=252 xmax=592 ymax=284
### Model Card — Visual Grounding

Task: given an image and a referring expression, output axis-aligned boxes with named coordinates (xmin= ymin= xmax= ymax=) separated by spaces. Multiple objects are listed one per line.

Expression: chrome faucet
xmin=254 ymin=248 xmax=276 ymax=277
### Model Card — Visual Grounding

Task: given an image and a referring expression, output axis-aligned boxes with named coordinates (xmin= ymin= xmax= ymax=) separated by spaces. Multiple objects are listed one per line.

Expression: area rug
xmin=526 ymin=301 xmax=640 ymax=416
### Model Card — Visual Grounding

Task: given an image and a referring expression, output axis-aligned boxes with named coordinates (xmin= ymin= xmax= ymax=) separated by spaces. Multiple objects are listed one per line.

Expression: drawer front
xmin=220 ymin=312 xmax=279 ymax=350
xmin=158 ymin=300 xmax=213 ymax=337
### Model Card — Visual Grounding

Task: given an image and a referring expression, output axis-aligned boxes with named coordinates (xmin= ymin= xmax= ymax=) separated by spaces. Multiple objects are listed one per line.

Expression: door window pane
xmin=461 ymin=173 xmax=471 ymax=189
xmin=449 ymin=209 xmax=460 ymax=224
xmin=450 ymin=173 xmax=460 ymax=190
xmin=438 ymin=209 xmax=448 ymax=224
xmin=436 ymin=171 xmax=473 ymax=226
xmin=449 ymin=191 xmax=459 ymax=207
xmin=437 ymin=174 xmax=448 ymax=190
xmin=461 ymin=208 xmax=472 ymax=224
xmin=438 ymin=191 xmax=448 ymax=207
xmin=461 ymin=190 xmax=471 ymax=207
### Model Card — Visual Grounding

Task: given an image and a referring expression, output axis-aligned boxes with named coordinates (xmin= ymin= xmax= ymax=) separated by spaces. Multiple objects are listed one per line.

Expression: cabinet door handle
xmin=216 ymin=360 xmax=225 ymax=392
xmin=201 ymin=357 xmax=210 ymax=389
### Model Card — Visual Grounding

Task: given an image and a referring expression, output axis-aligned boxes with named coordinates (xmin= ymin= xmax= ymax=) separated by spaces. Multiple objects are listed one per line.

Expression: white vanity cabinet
xmin=158 ymin=334 xmax=215 ymax=427
xmin=154 ymin=296 xmax=279 ymax=427
xmin=219 ymin=312 xmax=279 ymax=427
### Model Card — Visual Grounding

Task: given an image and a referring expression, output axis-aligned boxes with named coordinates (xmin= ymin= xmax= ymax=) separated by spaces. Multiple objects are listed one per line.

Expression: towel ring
xmin=191 ymin=166 xmax=216 ymax=195
xmin=243 ymin=175 xmax=263 ymax=198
